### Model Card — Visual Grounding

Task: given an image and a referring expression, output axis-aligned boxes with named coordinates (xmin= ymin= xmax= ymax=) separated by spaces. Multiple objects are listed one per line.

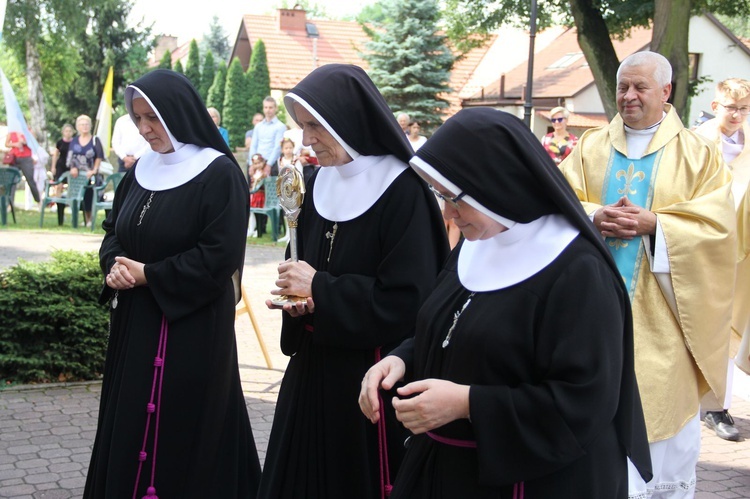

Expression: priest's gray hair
xmin=617 ymin=51 xmax=672 ymax=87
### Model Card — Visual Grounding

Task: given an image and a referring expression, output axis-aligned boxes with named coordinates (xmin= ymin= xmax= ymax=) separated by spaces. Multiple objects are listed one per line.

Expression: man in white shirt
xmin=249 ymin=97 xmax=287 ymax=173
xmin=111 ymin=113 xmax=150 ymax=172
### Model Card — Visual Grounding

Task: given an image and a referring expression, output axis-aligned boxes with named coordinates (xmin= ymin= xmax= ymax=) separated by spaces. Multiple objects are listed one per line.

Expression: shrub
xmin=0 ymin=250 xmax=109 ymax=385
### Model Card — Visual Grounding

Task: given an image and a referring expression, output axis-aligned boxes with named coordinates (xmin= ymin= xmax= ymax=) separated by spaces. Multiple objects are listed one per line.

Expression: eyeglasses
xmin=551 ymin=117 xmax=565 ymax=123
xmin=718 ymin=103 xmax=750 ymax=116
xmin=428 ymin=184 xmax=466 ymax=209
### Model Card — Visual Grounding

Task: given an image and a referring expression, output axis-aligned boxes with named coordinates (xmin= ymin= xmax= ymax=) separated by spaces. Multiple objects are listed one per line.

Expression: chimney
xmin=154 ymin=35 xmax=178 ymax=64
xmin=499 ymin=74 xmax=505 ymax=99
xmin=278 ymin=7 xmax=307 ymax=32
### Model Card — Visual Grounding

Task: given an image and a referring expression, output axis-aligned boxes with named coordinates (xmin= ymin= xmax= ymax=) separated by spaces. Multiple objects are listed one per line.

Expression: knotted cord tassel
xmin=142 ymin=486 xmax=158 ymax=498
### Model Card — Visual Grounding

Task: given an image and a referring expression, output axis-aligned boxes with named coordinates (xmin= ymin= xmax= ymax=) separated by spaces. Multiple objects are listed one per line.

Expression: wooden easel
xmin=235 ymin=284 xmax=273 ymax=369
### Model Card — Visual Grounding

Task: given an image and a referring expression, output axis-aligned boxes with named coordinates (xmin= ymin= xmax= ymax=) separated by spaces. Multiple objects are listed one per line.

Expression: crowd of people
xmin=2 ymin=51 xmax=747 ymax=499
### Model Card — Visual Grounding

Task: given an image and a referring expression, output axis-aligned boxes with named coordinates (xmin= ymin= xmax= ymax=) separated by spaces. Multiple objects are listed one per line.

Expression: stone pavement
xmin=1 ymin=231 xmax=750 ymax=498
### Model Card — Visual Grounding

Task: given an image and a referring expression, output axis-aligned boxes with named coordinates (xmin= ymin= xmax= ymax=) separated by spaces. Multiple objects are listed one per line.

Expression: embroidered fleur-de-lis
xmin=616 ymin=163 xmax=646 ymax=196
xmin=608 ymin=239 xmax=629 ymax=250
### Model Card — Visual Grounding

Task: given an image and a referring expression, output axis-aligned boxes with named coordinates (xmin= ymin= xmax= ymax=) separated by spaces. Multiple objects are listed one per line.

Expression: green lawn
xmin=2 ymin=188 xmax=287 ymax=247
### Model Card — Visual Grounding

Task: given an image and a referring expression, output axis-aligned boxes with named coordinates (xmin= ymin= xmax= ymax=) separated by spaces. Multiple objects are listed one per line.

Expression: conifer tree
xmin=201 ymin=15 xmax=231 ymax=62
xmin=246 ymin=39 xmax=271 ymax=115
xmin=158 ymin=50 xmax=172 ymax=70
xmin=223 ymin=58 xmax=251 ymax=149
xmin=206 ymin=60 xmax=227 ymax=116
xmin=199 ymin=51 xmax=216 ymax=102
xmin=173 ymin=59 xmax=184 ymax=74
xmin=362 ymin=0 xmax=454 ymax=133
xmin=184 ymin=39 xmax=202 ymax=90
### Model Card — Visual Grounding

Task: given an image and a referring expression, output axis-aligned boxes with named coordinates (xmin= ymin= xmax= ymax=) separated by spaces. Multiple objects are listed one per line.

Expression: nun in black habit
xmin=84 ymin=70 xmax=261 ymax=498
xmin=258 ymin=64 xmax=449 ymax=498
xmin=360 ymin=108 xmax=653 ymax=498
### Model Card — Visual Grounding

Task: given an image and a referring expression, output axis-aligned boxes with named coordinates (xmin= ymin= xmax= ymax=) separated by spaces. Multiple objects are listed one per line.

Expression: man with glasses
xmin=695 ymin=77 xmax=750 ymax=442
xmin=561 ymin=51 xmax=736 ymax=498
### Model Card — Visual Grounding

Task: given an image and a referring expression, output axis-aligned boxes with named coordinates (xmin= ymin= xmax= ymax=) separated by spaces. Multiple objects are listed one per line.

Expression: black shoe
xmin=704 ymin=410 xmax=740 ymax=441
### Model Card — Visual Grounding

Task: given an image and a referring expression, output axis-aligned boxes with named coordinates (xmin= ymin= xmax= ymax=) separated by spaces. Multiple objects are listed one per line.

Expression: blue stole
xmin=601 ymin=149 xmax=662 ymax=299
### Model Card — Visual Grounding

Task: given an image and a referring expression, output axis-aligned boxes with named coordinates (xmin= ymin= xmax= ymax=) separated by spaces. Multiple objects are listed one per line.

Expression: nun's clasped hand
xmin=106 ymin=256 xmax=146 ymax=290
xmin=391 ymin=379 xmax=471 ymax=435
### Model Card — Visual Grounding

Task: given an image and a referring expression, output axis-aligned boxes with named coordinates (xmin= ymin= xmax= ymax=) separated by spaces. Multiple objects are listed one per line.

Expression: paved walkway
xmin=1 ymin=231 xmax=750 ymax=497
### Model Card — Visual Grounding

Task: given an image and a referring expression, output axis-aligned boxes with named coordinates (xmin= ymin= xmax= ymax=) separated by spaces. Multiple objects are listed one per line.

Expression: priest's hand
xmin=594 ymin=196 xmax=639 ymax=239
xmin=271 ymin=259 xmax=316 ymax=299
xmin=359 ymin=356 xmax=406 ymax=424
xmin=619 ymin=196 xmax=657 ymax=235
xmin=392 ymin=379 xmax=470 ymax=434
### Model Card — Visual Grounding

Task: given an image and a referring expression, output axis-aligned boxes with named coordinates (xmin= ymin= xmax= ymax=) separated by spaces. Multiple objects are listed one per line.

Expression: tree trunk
xmin=568 ymin=0 xmax=621 ymax=120
xmin=25 ymin=39 xmax=48 ymax=154
xmin=651 ymin=0 xmax=691 ymax=120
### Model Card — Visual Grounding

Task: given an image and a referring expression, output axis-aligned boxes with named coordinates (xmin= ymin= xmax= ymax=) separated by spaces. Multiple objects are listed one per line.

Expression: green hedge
xmin=0 ymin=250 xmax=109 ymax=384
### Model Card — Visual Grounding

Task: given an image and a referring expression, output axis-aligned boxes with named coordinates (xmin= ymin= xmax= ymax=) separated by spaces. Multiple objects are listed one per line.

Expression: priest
xmin=560 ymin=51 xmax=736 ymax=498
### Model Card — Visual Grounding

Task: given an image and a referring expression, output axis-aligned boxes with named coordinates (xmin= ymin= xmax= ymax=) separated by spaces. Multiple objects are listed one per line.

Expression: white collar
xmin=312 ymin=155 xmax=407 ymax=221
xmin=135 ymin=144 xmax=223 ymax=191
xmin=458 ymin=214 xmax=580 ymax=292
xmin=722 ymin=129 xmax=743 ymax=145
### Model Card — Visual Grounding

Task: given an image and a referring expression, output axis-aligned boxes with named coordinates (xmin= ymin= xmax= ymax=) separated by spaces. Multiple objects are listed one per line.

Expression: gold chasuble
xmin=561 ymin=105 xmax=736 ymax=442
xmin=696 ymin=119 xmax=750 ymax=374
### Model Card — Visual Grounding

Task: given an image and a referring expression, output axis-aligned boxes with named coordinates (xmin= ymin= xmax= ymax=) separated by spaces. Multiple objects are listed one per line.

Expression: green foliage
xmin=246 ymin=39 xmax=271 ymax=115
xmin=0 ymin=251 xmax=109 ymax=384
xmin=2 ymin=0 xmax=153 ymax=148
xmin=173 ymin=59 xmax=184 ymax=74
xmin=184 ymin=39 xmax=202 ymax=90
xmin=715 ymin=13 xmax=750 ymax=37
xmin=276 ymin=100 xmax=288 ymax=126
xmin=206 ymin=61 xmax=227 ymax=115
xmin=158 ymin=50 xmax=173 ymax=70
xmin=354 ymin=2 xmax=390 ymax=24
xmin=199 ymin=51 xmax=216 ymax=102
xmin=201 ymin=15 xmax=231 ymax=63
xmin=224 ymin=58 xmax=251 ymax=149
xmin=362 ymin=0 xmax=455 ymax=133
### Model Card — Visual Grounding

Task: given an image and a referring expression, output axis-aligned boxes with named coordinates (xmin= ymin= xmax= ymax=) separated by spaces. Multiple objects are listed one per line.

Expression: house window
xmin=688 ymin=53 xmax=699 ymax=81
xmin=547 ymin=53 xmax=584 ymax=69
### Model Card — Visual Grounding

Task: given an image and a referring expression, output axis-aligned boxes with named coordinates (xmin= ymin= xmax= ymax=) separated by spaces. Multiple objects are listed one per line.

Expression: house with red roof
xmin=227 ymin=7 xmax=497 ymax=119
xmin=223 ymin=9 xmax=749 ymax=139
xmin=463 ymin=13 xmax=750 ymax=138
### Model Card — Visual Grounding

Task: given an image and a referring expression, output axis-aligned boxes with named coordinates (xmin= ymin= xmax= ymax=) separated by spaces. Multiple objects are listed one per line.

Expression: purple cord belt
xmin=425 ymin=431 xmax=478 ymax=448
xmin=424 ymin=433 xmax=524 ymax=498
xmin=132 ymin=315 xmax=168 ymax=499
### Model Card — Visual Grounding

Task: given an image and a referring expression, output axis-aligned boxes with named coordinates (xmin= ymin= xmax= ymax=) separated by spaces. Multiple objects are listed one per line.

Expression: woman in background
xmin=541 ymin=106 xmax=578 ymax=165
xmin=66 ymin=115 xmax=103 ymax=227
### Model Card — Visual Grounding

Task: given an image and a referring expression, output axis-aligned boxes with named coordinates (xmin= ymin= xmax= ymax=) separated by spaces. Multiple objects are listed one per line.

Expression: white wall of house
xmin=567 ymin=84 xmax=606 ymax=114
xmin=688 ymin=16 xmax=750 ymax=125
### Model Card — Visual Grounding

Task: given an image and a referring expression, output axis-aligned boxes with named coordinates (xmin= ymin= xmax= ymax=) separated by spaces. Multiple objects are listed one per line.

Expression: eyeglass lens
xmin=721 ymin=104 xmax=750 ymax=116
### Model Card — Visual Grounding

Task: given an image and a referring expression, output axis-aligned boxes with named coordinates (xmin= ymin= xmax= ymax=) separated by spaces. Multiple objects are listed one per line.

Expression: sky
xmin=129 ymin=0 xmax=375 ymax=45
